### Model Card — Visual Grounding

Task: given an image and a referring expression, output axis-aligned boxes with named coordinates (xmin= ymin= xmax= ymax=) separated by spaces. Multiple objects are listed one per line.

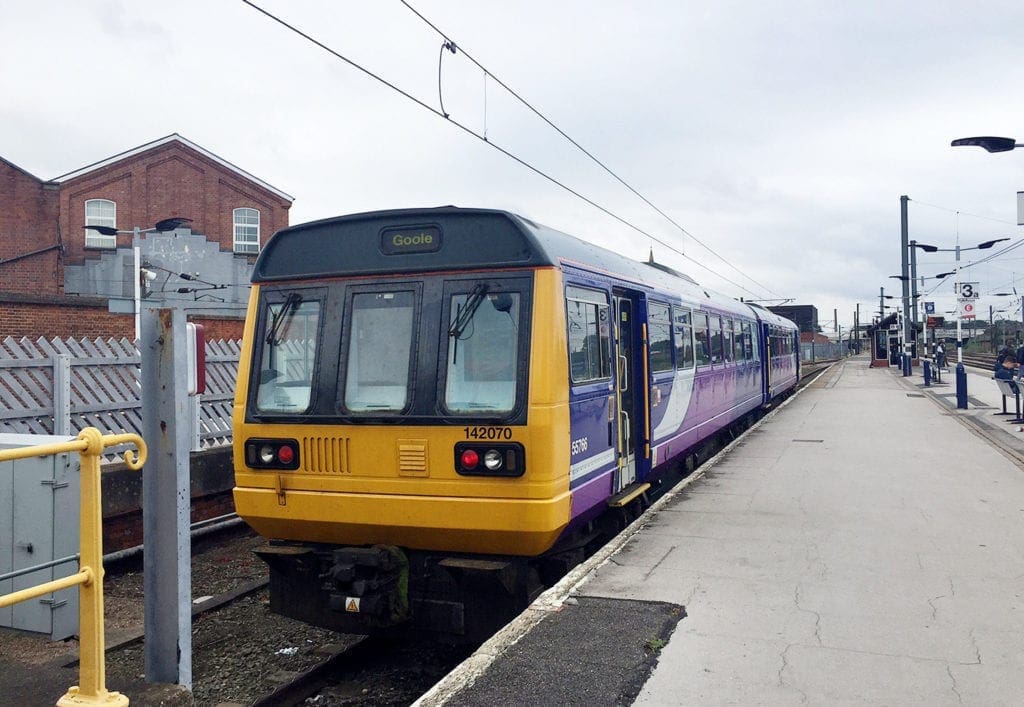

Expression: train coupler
xmin=254 ymin=542 xmax=410 ymax=633
xmin=323 ymin=546 xmax=410 ymax=625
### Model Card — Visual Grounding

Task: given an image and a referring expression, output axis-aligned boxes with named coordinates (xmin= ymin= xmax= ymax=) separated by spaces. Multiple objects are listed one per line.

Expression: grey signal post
xmin=140 ymin=306 xmax=193 ymax=687
xmin=900 ymin=196 xmax=912 ymax=375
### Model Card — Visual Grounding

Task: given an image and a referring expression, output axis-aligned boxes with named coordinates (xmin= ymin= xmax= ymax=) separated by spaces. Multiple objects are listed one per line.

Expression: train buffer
xmin=418 ymin=356 xmax=1024 ymax=705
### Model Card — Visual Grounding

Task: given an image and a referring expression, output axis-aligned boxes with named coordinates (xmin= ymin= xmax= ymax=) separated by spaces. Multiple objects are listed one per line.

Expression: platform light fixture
xmin=951 ymin=136 xmax=1021 ymax=153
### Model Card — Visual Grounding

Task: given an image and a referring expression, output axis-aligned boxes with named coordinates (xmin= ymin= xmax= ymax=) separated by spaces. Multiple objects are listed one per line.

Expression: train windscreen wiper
xmin=266 ymin=292 xmax=302 ymax=345
xmin=448 ymin=284 xmax=490 ymax=340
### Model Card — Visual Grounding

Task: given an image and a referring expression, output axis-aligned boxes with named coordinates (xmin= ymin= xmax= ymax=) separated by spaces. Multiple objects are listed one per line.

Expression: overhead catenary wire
xmin=399 ymin=0 xmax=779 ymax=298
xmin=240 ymin=0 xmax=768 ymax=300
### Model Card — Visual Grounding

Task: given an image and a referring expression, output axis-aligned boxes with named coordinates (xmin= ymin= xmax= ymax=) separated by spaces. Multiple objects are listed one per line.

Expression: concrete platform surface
xmin=419 ymin=357 xmax=1024 ymax=706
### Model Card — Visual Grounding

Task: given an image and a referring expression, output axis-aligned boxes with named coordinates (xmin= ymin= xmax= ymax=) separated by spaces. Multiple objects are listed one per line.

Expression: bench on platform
xmin=994 ymin=377 xmax=1023 ymax=422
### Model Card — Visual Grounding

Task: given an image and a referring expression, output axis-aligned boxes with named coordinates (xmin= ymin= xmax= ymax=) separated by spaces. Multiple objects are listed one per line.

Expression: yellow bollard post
xmin=56 ymin=429 xmax=145 ymax=707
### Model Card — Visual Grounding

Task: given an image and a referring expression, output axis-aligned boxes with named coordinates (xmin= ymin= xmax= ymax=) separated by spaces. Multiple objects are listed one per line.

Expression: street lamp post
xmin=888 ymin=269 xmax=956 ymax=365
xmin=82 ymin=218 xmax=193 ymax=340
xmin=913 ymin=238 xmax=1010 ymax=408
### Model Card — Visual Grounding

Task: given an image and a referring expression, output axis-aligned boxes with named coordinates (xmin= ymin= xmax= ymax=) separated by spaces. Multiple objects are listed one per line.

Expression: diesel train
xmin=232 ymin=207 xmax=799 ymax=638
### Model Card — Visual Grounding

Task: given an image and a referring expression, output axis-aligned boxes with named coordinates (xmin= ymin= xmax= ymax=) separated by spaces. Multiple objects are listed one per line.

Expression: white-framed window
xmin=233 ymin=207 xmax=260 ymax=254
xmin=84 ymin=199 xmax=117 ymax=249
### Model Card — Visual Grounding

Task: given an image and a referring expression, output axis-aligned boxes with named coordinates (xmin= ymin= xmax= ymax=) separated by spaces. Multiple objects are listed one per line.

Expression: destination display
xmin=380 ymin=225 xmax=443 ymax=254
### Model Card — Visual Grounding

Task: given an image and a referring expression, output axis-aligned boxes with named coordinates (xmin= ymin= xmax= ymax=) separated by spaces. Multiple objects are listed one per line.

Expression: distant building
xmin=767 ymin=304 xmax=818 ymax=334
xmin=0 ymin=134 xmax=293 ymax=339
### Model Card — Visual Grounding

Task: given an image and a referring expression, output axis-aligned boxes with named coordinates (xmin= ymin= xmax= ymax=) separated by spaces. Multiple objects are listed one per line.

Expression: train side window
xmin=648 ymin=303 xmax=673 ymax=373
xmin=742 ymin=321 xmax=755 ymax=360
xmin=344 ymin=290 xmax=416 ymax=413
xmin=566 ymin=286 xmax=612 ymax=383
xmin=693 ymin=312 xmax=710 ymax=366
xmin=673 ymin=307 xmax=694 ymax=369
xmin=723 ymin=319 xmax=734 ymax=363
xmin=255 ymin=293 xmax=322 ymax=414
xmin=709 ymin=316 xmax=723 ymax=364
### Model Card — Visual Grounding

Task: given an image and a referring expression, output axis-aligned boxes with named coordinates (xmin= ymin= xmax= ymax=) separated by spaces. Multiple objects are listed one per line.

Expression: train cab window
xmin=445 ymin=288 xmax=521 ymax=414
xmin=709 ymin=316 xmax=723 ymax=364
xmin=693 ymin=312 xmax=710 ymax=366
xmin=344 ymin=290 xmax=416 ymax=413
xmin=255 ymin=293 xmax=322 ymax=414
xmin=673 ymin=307 xmax=694 ymax=369
xmin=648 ymin=303 xmax=673 ymax=373
xmin=566 ymin=286 xmax=612 ymax=383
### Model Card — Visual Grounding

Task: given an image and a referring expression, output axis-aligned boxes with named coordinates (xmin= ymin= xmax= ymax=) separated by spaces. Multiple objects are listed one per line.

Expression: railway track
xmin=94 ymin=363 xmax=840 ymax=705
xmin=962 ymin=352 xmax=997 ymax=370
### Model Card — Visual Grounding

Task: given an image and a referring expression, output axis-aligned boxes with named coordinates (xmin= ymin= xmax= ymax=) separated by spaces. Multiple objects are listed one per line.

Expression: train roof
xmin=252 ymin=206 xmax=789 ymax=323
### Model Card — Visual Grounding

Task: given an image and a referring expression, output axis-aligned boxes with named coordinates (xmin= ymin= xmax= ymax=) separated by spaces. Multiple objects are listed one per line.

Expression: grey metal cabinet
xmin=0 ymin=434 xmax=79 ymax=640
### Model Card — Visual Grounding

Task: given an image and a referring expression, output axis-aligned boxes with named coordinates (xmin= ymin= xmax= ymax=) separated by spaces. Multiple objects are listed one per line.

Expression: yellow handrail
xmin=0 ymin=427 xmax=146 ymax=707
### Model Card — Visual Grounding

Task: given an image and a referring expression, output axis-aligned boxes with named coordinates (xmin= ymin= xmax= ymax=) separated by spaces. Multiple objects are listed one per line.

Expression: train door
xmin=613 ymin=291 xmax=643 ymax=492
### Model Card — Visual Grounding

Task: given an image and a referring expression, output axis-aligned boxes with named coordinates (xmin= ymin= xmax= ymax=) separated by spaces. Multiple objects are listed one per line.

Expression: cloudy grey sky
xmin=3 ymin=1 xmax=1023 ymax=332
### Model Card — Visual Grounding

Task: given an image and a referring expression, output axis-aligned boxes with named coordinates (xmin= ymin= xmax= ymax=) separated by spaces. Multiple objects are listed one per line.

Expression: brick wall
xmin=0 ymin=159 xmax=62 ymax=296
xmin=0 ymin=294 xmax=132 ymax=339
xmin=0 ymin=293 xmax=245 ymax=340
xmin=59 ymin=141 xmax=291 ymax=266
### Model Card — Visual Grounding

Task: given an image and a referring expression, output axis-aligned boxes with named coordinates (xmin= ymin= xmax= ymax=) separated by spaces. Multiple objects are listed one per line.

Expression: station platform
xmin=418 ymin=355 xmax=1024 ymax=706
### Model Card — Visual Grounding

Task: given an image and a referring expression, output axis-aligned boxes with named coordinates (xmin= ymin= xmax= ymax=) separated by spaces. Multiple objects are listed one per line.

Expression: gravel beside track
xmin=1 ymin=527 xmax=467 ymax=706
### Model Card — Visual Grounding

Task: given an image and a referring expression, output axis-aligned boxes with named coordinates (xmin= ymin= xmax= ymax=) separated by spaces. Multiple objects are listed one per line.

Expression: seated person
xmin=996 ymin=355 xmax=1019 ymax=394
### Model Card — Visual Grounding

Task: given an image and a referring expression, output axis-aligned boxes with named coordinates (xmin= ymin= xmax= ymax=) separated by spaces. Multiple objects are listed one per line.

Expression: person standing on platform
xmin=936 ymin=341 xmax=946 ymax=370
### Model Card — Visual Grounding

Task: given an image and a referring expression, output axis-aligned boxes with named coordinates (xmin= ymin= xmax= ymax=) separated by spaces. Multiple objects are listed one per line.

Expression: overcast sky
xmin=3 ymin=0 xmax=1024 ymax=332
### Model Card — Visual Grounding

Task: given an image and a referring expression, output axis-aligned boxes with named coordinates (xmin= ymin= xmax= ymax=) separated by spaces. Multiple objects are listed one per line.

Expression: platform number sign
xmin=957 ymin=282 xmax=979 ymax=299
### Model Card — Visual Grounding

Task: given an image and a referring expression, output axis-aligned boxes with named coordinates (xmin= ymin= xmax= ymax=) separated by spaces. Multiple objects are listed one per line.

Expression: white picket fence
xmin=0 ymin=336 xmax=240 ymax=463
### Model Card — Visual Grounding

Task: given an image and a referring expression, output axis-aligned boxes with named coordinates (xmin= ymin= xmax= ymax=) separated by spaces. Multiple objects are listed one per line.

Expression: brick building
xmin=0 ymin=134 xmax=292 ymax=339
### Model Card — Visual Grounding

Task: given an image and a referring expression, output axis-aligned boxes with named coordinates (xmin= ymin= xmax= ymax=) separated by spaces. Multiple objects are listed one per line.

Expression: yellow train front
xmin=233 ymin=207 xmax=576 ymax=638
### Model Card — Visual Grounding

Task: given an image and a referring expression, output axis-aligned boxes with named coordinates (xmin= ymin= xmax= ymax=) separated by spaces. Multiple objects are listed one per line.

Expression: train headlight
xmin=245 ymin=438 xmax=300 ymax=471
xmin=454 ymin=442 xmax=524 ymax=477
xmin=259 ymin=445 xmax=276 ymax=464
xmin=483 ymin=449 xmax=503 ymax=471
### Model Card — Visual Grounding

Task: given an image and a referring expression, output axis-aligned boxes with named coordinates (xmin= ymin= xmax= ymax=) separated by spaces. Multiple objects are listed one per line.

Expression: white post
xmin=133 ymin=245 xmax=142 ymax=343
xmin=955 ymin=245 xmax=962 ymax=364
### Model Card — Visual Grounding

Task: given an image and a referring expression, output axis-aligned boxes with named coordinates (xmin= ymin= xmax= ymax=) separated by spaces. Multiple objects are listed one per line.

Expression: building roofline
xmin=1 ymin=155 xmax=52 ymax=183
xmin=51 ymin=133 xmax=294 ymax=203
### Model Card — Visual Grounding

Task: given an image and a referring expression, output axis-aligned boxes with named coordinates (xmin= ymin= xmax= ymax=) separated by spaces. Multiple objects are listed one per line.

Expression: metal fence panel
xmin=0 ymin=336 xmax=240 ymax=463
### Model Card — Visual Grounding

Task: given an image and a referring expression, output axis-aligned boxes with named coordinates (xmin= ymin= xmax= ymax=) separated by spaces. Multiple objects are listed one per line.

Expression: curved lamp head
xmin=951 ymin=136 xmax=1019 ymax=153
xmin=977 ymin=238 xmax=1011 ymax=249
xmin=83 ymin=224 xmax=119 ymax=236
xmin=154 ymin=217 xmax=193 ymax=232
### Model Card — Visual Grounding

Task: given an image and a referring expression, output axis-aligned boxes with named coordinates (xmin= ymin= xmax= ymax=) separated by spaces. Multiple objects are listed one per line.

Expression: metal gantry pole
xmin=900 ymin=195 xmax=912 ymax=375
xmin=141 ymin=306 xmax=193 ymax=687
